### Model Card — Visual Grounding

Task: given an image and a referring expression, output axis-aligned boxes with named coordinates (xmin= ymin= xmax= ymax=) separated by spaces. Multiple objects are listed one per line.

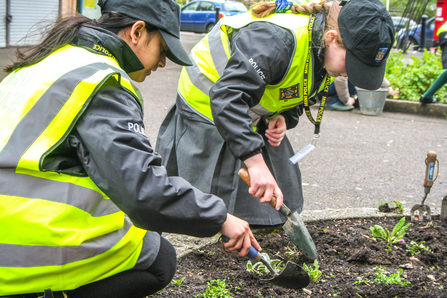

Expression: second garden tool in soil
xmin=219 ymin=236 xmax=310 ymax=289
xmin=411 ymin=151 xmax=439 ymax=221
xmin=238 ymin=168 xmax=317 ymax=260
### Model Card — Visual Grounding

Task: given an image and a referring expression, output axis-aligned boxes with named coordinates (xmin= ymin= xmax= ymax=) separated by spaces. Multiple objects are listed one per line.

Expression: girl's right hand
xmin=243 ymin=153 xmax=283 ymax=210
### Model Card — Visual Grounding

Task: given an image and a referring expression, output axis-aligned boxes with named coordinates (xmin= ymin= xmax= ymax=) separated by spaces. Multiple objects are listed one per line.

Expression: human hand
xmin=220 ymin=214 xmax=261 ymax=257
xmin=346 ymin=96 xmax=356 ymax=106
xmin=243 ymin=154 xmax=283 ymax=210
xmin=265 ymin=115 xmax=286 ymax=147
xmin=389 ymin=87 xmax=400 ymax=97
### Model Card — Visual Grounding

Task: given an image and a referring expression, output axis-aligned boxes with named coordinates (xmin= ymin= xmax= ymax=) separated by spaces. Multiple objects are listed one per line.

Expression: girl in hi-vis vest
xmin=0 ymin=0 xmax=260 ymax=297
xmin=157 ymin=0 xmax=395 ymax=227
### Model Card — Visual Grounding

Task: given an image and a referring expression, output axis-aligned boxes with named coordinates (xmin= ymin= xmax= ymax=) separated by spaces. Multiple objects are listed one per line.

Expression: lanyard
xmin=303 ymin=15 xmax=331 ymax=135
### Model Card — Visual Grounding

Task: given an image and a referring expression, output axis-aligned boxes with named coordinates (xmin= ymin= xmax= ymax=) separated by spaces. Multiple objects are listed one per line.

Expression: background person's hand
xmin=265 ymin=115 xmax=286 ymax=147
xmin=220 ymin=213 xmax=261 ymax=257
xmin=346 ymin=96 xmax=356 ymax=106
xmin=389 ymin=87 xmax=400 ymax=97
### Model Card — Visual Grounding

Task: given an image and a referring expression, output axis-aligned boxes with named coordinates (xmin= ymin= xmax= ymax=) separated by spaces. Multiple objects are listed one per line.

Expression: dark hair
xmin=5 ymin=12 xmax=157 ymax=73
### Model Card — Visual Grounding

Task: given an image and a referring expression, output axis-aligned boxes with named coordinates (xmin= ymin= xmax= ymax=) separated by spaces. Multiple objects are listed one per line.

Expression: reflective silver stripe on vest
xmin=184 ymin=26 xmax=229 ymax=99
xmin=0 ymin=169 xmax=120 ymax=216
xmin=248 ymin=110 xmax=262 ymax=126
xmin=0 ymin=63 xmax=112 ymax=169
xmin=185 ymin=57 xmax=214 ymax=96
xmin=207 ymin=24 xmax=229 ymax=76
xmin=176 ymin=93 xmax=215 ymax=125
xmin=0 ymin=217 xmax=132 ymax=267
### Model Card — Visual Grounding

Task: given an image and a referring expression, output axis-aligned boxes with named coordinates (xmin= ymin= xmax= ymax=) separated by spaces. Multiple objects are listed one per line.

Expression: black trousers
xmin=2 ymin=236 xmax=177 ymax=298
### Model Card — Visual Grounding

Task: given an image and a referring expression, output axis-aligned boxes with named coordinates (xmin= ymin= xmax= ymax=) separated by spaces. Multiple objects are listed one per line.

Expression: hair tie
xmin=275 ymin=0 xmax=293 ymax=13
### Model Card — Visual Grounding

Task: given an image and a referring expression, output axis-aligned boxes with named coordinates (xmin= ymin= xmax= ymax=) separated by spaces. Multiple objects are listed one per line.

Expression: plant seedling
xmin=285 ymin=245 xmax=301 ymax=262
xmin=406 ymin=241 xmax=433 ymax=256
xmin=354 ymin=266 xmax=411 ymax=286
xmin=246 ymin=252 xmax=283 ymax=275
xmin=369 ymin=217 xmax=411 ymax=247
xmin=303 ymin=259 xmax=322 ymax=283
xmin=171 ymin=276 xmax=185 ymax=286
xmin=194 ymin=279 xmax=234 ymax=298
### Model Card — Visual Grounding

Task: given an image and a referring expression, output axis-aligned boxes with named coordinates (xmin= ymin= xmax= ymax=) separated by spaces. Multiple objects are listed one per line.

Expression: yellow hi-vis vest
xmin=178 ymin=12 xmax=323 ymax=126
xmin=0 ymin=45 xmax=146 ymax=295
xmin=438 ymin=22 xmax=447 ymax=36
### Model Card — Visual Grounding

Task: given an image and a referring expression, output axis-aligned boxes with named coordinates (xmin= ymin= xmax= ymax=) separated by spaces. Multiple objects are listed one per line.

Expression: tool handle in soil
xmin=238 ymin=168 xmax=291 ymax=217
xmin=222 ymin=236 xmax=277 ymax=275
xmin=424 ymin=151 xmax=438 ymax=191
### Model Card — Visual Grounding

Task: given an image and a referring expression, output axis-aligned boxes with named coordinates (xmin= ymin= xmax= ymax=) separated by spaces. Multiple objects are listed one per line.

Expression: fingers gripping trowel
xmin=411 ymin=151 xmax=439 ymax=221
xmin=219 ymin=236 xmax=310 ymax=289
xmin=238 ymin=168 xmax=317 ymax=260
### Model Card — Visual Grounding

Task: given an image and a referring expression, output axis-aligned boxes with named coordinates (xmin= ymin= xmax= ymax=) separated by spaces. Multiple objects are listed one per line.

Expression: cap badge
xmin=375 ymin=47 xmax=388 ymax=63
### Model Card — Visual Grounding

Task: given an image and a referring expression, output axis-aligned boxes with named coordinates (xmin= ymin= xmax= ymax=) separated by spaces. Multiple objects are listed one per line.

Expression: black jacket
xmin=44 ymin=26 xmax=227 ymax=237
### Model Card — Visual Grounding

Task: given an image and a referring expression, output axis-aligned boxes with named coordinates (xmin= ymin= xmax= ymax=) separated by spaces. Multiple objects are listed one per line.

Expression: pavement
xmin=1 ymin=36 xmax=446 ymax=258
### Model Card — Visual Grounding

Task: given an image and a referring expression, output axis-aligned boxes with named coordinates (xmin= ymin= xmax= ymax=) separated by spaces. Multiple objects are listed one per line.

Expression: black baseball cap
xmin=338 ymin=0 xmax=395 ymax=90
xmin=98 ymin=0 xmax=192 ymax=66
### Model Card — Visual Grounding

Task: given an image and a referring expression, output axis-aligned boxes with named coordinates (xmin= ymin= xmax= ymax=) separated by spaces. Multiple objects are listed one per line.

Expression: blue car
xmin=180 ymin=0 xmax=248 ymax=33
xmin=396 ymin=16 xmax=435 ymax=51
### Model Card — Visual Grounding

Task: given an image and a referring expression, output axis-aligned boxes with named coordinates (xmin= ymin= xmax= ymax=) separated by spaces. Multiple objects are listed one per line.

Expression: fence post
xmin=419 ymin=15 xmax=428 ymax=52
xmin=215 ymin=7 xmax=220 ymax=22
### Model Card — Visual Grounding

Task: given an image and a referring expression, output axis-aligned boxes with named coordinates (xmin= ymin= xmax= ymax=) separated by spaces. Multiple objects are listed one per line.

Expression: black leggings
xmin=66 ymin=236 xmax=177 ymax=298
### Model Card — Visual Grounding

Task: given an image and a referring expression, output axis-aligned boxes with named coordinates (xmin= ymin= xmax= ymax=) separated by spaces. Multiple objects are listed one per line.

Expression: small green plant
xmin=406 ymin=241 xmax=433 ymax=256
xmin=392 ymin=201 xmax=404 ymax=214
xmin=194 ymin=279 xmax=234 ymax=298
xmin=285 ymin=246 xmax=301 ymax=262
xmin=303 ymin=259 xmax=322 ymax=283
xmin=369 ymin=217 xmax=411 ymax=247
xmin=171 ymin=276 xmax=185 ymax=286
xmin=354 ymin=266 xmax=411 ymax=286
xmin=246 ymin=253 xmax=283 ymax=275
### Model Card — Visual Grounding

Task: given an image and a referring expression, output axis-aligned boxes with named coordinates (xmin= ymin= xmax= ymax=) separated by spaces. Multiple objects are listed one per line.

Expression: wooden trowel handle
xmin=424 ymin=151 xmax=438 ymax=188
xmin=238 ymin=168 xmax=277 ymax=209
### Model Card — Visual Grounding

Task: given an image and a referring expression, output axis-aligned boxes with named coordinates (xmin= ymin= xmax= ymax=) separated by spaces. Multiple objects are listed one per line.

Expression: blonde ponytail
xmin=251 ymin=0 xmax=331 ymax=18
xmin=250 ymin=0 xmax=344 ymax=48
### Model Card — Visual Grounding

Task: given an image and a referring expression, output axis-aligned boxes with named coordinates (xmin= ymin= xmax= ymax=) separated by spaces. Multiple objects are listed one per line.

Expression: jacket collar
xmin=74 ymin=25 xmax=144 ymax=74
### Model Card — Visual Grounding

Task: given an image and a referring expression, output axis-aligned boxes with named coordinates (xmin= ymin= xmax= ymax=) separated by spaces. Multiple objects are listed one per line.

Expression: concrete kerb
xmin=384 ymin=99 xmax=447 ymax=118
xmin=166 ymin=207 xmax=442 ymax=259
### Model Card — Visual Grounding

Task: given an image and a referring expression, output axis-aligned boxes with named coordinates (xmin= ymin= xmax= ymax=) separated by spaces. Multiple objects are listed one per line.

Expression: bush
xmin=386 ymin=50 xmax=447 ymax=103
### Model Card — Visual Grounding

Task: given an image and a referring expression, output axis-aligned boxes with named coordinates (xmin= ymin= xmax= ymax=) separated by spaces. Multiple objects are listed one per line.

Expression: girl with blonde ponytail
xmin=157 ymin=0 xmax=395 ymax=228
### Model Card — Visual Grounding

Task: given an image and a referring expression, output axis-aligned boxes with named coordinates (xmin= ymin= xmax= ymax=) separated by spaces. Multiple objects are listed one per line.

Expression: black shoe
xmin=419 ymin=95 xmax=437 ymax=105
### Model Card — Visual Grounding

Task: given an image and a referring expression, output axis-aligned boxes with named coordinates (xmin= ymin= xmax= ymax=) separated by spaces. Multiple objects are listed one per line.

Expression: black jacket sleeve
xmin=209 ymin=22 xmax=295 ymax=159
xmin=70 ymin=79 xmax=227 ymax=237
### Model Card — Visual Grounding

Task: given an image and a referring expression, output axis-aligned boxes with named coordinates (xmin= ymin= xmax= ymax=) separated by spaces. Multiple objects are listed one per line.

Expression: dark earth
xmin=151 ymin=214 xmax=447 ymax=298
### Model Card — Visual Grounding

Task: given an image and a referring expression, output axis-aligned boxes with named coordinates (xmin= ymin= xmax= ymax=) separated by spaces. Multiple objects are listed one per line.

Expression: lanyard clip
xmin=311 ymin=133 xmax=320 ymax=146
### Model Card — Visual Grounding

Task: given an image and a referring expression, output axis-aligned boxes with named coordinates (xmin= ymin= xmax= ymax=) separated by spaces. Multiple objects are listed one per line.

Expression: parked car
xmin=396 ymin=16 xmax=435 ymax=51
xmin=180 ymin=0 xmax=248 ymax=33
xmin=391 ymin=16 xmax=417 ymax=32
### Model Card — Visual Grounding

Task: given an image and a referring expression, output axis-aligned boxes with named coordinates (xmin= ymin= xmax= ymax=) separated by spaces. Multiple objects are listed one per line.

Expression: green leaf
xmin=391 ymin=217 xmax=405 ymax=238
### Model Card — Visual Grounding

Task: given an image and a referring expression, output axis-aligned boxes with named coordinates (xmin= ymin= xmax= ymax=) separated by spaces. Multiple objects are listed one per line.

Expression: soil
xmin=151 ymin=216 xmax=447 ymax=298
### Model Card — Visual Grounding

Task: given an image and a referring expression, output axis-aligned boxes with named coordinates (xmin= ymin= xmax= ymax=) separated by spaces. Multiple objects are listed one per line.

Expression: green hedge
xmin=386 ymin=50 xmax=447 ymax=104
